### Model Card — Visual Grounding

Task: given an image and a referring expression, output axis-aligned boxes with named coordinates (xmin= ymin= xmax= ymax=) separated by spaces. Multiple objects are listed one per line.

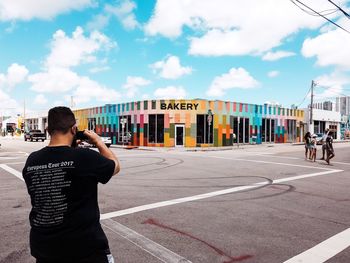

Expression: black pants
xmin=36 ymin=250 xmax=110 ymax=263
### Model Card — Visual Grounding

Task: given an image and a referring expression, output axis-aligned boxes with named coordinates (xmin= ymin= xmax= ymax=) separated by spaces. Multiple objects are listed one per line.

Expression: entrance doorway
xmin=175 ymin=124 xmax=185 ymax=146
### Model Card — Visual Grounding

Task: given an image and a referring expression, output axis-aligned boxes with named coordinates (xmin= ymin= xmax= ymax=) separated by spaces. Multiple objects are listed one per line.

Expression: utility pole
xmin=23 ymin=99 xmax=26 ymax=131
xmin=310 ymin=80 xmax=315 ymax=131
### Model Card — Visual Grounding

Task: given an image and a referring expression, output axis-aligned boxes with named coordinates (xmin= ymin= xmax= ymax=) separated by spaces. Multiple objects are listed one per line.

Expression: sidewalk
xmin=110 ymin=143 xmax=296 ymax=152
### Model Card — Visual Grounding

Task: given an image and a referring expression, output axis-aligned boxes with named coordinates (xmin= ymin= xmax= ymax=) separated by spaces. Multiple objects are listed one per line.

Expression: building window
xmin=148 ymin=114 xmax=164 ymax=143
xmin=196 ymin=114 xmax=213 ymax=144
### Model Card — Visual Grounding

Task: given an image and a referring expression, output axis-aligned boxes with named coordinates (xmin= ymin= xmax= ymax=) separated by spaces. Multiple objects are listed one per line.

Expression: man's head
xmin=48 ymin=107 xmax=76 ymax=136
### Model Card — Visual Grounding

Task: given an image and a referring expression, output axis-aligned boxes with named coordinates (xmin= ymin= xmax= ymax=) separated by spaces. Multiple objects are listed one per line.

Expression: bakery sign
xmin=160 ymin=103 xmax=199 ymax=110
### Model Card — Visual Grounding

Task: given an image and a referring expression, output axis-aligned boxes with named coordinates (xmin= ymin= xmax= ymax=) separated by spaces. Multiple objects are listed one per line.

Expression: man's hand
xmin=84 ymin=130 xmax=102 ymax=146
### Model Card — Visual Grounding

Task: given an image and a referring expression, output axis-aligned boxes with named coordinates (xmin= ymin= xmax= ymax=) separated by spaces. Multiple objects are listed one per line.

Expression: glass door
xmin=175 ymin=124 xmax=185 ymax=146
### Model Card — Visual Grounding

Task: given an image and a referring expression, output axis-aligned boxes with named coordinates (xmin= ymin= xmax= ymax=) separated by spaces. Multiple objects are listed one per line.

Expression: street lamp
xmin=207 ymin=109 xmax=213 ymax=144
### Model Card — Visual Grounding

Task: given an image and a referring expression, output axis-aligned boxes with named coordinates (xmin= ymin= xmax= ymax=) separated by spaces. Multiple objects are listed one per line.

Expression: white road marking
xmin=1 ymin=161 xmax=25 ymax=165
xmin=254 ymin=154 xmax=350 ymax=166
xmin=283 ymin=227 xmax=350 ymax=263
xmin=100 ymin=169 xmax=343 ymax=219
xmin=204 ymin=155 xmax=336 ymax=171
xmin=0 ymin=164 xmax=24 ymax=181
xmin=102 ymin=219 xmax=192 ymax=263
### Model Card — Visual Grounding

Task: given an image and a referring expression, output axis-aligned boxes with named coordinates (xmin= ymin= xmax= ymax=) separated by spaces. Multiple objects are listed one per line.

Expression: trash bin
xmin=251 ymin=135 xmax=257 ymax=144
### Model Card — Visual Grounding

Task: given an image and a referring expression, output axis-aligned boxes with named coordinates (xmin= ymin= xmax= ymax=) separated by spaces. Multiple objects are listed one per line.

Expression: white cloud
xmin=46 ymin=26 xmax=116 ymax=69
xmin=0 ymin=63 xmax=29 ymax=88
xmin=154 ymin=86 xmax=187 ymax=99
xmin=0 ymin=89 xmax=19 ymax=114
xmin=34 ymin=94 xmax=48 ymax=105
xmin=145 ymin=0 xmax=340 ymax=56
xmin=105 ymin=0 xmax=139 ymax=30
xmin=268 ymin=70 xmax=280 ymax=78
xmin=28 ymin=27 xmax=119 ymax=106
xmin=0 ymin=0 xmax=94 ymax=21
xmin=29 ymin=67 xmax=80 ymax=93
xmin=302 ymin=21 xmax=350 ymax=70
xmin=262 ymin=51 xmax=296 ymax=61
xmin=123 ymin=76 xmax=151 ymax=98
xmin=150 ymin=55 xmax=192 ymax=79
xmin=206 ymin=67 xmax=259 ymax=97
xmin=86 ymin=14 xmax=110 ymax=31
xmin=71 ymin=77 xmax=121 ymax=104
xmin=89 ymin=66 xmax=111 ymax=73
xmin=313 ymin=71 xmax=350 ymax=99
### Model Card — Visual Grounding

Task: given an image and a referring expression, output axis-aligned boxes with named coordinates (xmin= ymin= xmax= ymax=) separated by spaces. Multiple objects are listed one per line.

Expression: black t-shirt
xmin=22 ymin=146 xmax=115 ymax=261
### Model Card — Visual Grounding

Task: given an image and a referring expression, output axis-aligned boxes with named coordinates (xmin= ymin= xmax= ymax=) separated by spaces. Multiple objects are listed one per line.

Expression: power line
xmin=328 ymin=0 xmax=350 ymax=19
xmin=296 ymin=86 xmax=311 ymax=108
xmin=291 ymin=0 xmax=350 ymax=33
xmin=290 ymin=0 xmax=339 ymax=16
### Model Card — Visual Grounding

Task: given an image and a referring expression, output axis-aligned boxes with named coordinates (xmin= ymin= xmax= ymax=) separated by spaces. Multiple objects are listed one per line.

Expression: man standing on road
xmin=22 ymin=107 xmax=120 ymax=263
xmin=320 ymin=128 xmax=329 ymax=160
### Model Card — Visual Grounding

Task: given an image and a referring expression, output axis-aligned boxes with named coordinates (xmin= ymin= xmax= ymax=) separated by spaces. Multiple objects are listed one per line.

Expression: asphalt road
xmin=1 ymin=137 xmax=350 ymax=263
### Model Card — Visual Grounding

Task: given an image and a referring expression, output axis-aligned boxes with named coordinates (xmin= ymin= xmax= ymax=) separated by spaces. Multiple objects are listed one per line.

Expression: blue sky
xmin=0 ymin=0 xmax=350 ymax=115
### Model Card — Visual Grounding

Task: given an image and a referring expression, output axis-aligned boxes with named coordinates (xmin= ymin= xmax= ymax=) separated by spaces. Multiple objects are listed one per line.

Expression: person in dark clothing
xmin=325 ymin=134 xmax=335 ymax=165
xmin=22 ymin=107 xmax=120 ymax=263
xmin=320 ymin=128 xmax=329 ymax=160
xmin=304 ymin=132 xmax=312 ymax=160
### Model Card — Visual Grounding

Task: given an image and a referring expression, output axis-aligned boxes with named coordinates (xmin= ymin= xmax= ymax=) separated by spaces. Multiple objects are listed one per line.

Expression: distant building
xmin=311 ymin=101 xmax=334 ymax=111
xmin=336 ymin=96 xmax=350 ymax=115
xmin=303 ymin=108 xmax=341 ymax=139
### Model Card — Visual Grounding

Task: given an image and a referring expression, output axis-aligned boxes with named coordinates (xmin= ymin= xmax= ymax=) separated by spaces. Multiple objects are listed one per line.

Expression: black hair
xmin=47 ymin=107 xmax=76 ymax=135
xmin=304 ymin=131 xmax=311 ymax=140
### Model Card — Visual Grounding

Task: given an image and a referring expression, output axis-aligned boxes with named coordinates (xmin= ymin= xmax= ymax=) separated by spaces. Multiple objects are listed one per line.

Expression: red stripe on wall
xmin=239 ymin=103 xmax=242 ymax=112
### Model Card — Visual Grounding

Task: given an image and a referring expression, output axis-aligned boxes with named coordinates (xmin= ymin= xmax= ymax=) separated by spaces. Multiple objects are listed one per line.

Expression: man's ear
xmin=71 ymin=126 xmax=77 ymax=135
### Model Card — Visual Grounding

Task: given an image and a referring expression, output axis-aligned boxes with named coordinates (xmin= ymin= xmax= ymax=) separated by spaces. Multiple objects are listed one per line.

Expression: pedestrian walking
xmin=304 ymin=132 xmax=312 ymax=160
xmin=310 ymin=134 xmax=317 ymax=162
xmin=22 ymin=106 xmax=120 ymax=263
xmin=325 ymin=133 xmax=335 ymax=165
xmin=320 ymin=128 xmax=329 ymax=160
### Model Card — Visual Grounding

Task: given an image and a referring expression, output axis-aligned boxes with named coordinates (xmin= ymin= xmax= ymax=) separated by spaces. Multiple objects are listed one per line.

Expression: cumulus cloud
xmin=28 ymin=27 xmax=119 ymax=105
xmin=0 ymin=0 xmax=94 ymax=21
xmin=154 ymin=86 xmax=187 ymax=99
xmin=268 ymin=70 xmax=280 ymax=78
xmin=0 ymin=63 xmax=29 ymax=88
xmin=46 ymin=26 xmax=116 ymax=69
xmin=0 ymin=89 xmax=19 ymax=115
xmin=70 ymin=77 xmax=122 ymax=104
xmin=150 ymin=55 xmax=192 ymax=79
xmin=206 ymin=67 xmax=259 ymax=97
xmin=145 ymin=0 xmax=341 ymax=57
xmin=302 ymin=21 xmax=350 ymax=70
xmin=29 ymin=67 xmax=80 ymax=93
xmin=262 ymin=51 xmax=296 ymax=61
xmin=313 ymin=71 xmax=350 ymax=99
xmin=123 ymin=76 xmax=151 ymax=98
xmin=34 ymin=94 xmax=48 ymax=105
xmin=105 ymin=0 xmax=139 ymax=30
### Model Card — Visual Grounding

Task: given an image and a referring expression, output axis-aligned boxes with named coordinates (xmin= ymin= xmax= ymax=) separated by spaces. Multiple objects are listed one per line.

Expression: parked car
xmin=24 ymin=130 xmax=46 ymax=142
xmin=79 ymin=135 xmax=111 ymax=148
xmin=315 ymin=133 xmax=323 ymax=145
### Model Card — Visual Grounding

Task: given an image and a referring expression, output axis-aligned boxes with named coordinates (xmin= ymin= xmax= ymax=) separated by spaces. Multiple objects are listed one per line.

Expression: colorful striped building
xmin=73 ymin=99 xmax=305 ymax=147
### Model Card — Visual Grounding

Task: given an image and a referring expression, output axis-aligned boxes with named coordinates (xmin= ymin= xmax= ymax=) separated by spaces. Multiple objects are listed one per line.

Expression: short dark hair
xmin=48 ymin=107 xmax=76 ymax=135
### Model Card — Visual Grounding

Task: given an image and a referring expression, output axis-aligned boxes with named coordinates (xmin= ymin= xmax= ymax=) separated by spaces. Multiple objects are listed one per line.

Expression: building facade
xmin=336 ymin=96 xmax=350 ymax=116
xmin=74 ymin=99 xmax=304 ymax=147
xmin=303 ymin=108 xmax=341 ymax=139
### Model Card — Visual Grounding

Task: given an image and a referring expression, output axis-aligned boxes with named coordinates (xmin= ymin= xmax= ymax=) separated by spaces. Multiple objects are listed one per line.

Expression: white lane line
xmin=0 ymin=164 xmax=24 ymax=181
xmin=283 ymin=227 xmax=350 ymax=263
xmin=102 ymin=219 xmax=192 ymax=263
xmin=100 ymin=169 xmax=343 ymax=220
xmin=1 ymin=161 xmax=25 ymax=165
xmin=205 ymin=155 xmax=336 ymax=171
xmin=254 ymin=154 xmax=350 ymax=166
